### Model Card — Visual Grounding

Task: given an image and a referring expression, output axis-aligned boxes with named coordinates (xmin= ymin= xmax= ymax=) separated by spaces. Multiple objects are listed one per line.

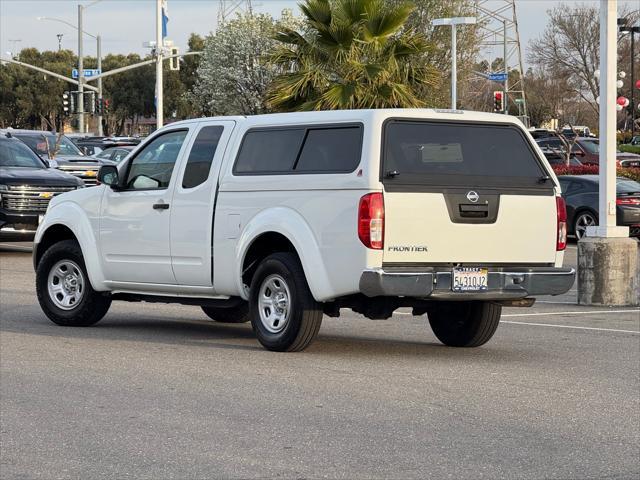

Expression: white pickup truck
xmin=34 ymin=109 xmax=575 ymax=351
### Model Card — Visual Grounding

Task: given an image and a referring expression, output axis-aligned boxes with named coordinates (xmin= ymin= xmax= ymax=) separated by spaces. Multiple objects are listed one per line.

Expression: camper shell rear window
xmin=382 ymin=120 xmax=550 ymax=190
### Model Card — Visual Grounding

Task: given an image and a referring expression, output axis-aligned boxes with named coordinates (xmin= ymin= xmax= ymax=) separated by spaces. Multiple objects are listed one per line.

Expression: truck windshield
xmin=15 ymin=134 xmax=83 ymax=157
xmin=0 ymin=139 xmax=46 ymax=168
xmin=383 ymin=120 xmax=547 ymax=188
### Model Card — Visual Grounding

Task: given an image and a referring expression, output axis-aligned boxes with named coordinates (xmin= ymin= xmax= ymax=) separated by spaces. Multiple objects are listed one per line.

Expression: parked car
xmin=73 ymin=137 xmax=140 ymax=156
xmin=33 ymin=109 xmax=575 ymax=351
xmin=536 ymin=136 xmax=640 ymax=167
xmin=1 ymin=129 xmax=115 ymax=186
xmin=535 ymin=141 xmax=583 ymax=166
xmin=94 ymin=146 xmax=134 ymax=163
xmin=558 ymin=175 xmax=640 ymax=239
xmin=561 ymin=126 xmax=593 ymax=138
xmin=529 ymin=128 xmax=559 ymax=140
xmin=631 ymin=136 xmax=640 ymax=146
xmin=0 ymin=133 xmax=83 ymax=241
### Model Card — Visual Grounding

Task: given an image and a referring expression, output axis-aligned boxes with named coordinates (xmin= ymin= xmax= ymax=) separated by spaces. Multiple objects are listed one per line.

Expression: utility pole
xmin=57 ymin=34 xmax=64 ymax=51
xmin=97 ymin=35 xmax=103 ymax=136
xmin=77 ymin=4 xmax=84 ymax=134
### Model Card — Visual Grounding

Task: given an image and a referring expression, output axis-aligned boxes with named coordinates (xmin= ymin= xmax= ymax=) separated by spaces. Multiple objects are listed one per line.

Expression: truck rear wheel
xmin=249 ymin=252 xmax=323 ymax=352
xmin=201 ymin=304 xmax=250 ymax=323
xmin=427 ymin=301 xmax=501 ymax=347
xmin=36 ymin=240 xmax=111 ymax=327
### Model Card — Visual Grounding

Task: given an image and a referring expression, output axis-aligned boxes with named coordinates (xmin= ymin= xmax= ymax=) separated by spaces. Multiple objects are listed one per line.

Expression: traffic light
xmin=493 ymin=91 xmax=504 ymax=113
xmin=169 ymin=47 xmax=180 ymax=71
xmin=95 ymin=97 xmax=102 ymax=115
xmin=103 ymin=99 xmax=110 ymax=115
xmin=62 ymin=92 xmax=70 ymax=116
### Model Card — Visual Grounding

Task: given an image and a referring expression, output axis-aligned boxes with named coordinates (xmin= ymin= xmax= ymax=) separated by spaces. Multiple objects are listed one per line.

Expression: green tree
xmin=266 ymin=0 xmax=438 ymax=111
xmin=0 ymin=48 xmax=77 ymax=130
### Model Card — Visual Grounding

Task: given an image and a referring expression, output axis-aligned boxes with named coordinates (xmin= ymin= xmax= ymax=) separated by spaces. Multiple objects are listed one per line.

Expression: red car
xmin=536 ymin=137 xmax=640 ymax=167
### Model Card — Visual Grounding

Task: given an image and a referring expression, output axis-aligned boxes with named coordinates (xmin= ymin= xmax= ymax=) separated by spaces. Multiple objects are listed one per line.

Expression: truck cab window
xmin=125 ymin=130 xmax=187 ymax=190
xmin=182 ymin=126 xmax=224 ymax=188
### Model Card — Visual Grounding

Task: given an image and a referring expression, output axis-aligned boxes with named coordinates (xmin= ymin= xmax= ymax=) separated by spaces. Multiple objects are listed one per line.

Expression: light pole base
xmin=577 ymin=236 xmax=639 ymax=306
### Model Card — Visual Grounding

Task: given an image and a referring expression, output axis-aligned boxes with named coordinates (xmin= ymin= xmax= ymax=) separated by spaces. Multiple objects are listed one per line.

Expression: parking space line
xmin=501 ymin=321 xmax=639 ymax=334
xmin=502 ymin=310 xmax=639 ymax=317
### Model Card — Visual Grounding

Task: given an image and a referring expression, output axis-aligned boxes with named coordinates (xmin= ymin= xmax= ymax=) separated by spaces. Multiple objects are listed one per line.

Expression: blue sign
xmin=71 ymin=68 xmax=101 ymax=79
xmin=488 ymin=73 xmax=508 ymax=82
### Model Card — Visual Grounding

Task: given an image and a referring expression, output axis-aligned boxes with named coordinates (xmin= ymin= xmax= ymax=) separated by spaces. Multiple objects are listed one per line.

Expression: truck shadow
xmin=1 ymin=309 xmax=524 ymax=361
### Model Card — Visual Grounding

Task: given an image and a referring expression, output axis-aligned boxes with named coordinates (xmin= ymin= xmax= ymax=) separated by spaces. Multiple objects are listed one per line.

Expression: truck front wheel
xmin=427 ymin=301 xmax=501 ymax=347
xmin=36 ymin=240 xmax=111 ymax=327
xmin=249 ymin=252 xmax=323 ymax=352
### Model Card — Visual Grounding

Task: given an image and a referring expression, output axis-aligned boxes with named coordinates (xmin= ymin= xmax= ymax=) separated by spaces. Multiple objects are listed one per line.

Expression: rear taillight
xmin=616 ymin=197 xmax=640 ymax=206
xmin=358 ymin=193 xmax=384 ymax=250
xmin=556 ymin=196 xmax=567 ymax=251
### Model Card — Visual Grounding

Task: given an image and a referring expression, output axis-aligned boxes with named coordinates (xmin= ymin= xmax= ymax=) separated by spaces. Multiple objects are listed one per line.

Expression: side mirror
xmin=98 ymin=165 xmax=119 ymax=188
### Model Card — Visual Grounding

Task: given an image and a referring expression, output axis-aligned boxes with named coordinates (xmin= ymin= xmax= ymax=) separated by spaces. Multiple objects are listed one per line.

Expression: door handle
xmin=153 ymin=201 xmax=170 ymax=210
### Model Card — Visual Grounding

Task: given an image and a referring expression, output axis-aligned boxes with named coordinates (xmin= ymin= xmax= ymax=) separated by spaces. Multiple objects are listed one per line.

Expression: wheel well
xmin=35 ymin=224 xmax=78 ymax=267
xmin=242 ymin=232 xmax=297 ymax=288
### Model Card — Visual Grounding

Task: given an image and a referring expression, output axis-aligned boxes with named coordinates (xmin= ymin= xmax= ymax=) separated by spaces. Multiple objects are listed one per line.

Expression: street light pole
xmin=156 ymin=0 xmax=164 ymax=129
xmin=77 ymin=5 xmax=85 ymax=134
xmin=432 ymin=17 xmax=476 ymax=110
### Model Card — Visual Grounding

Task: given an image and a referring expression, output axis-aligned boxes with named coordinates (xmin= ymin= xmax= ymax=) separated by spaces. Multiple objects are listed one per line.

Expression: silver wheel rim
xmin=575 ymin=213 xmax=596 ymax=239
xmin=258 ymin=274 xmax=291 ymax=334
xmin=47 ymin=260 xmax=85 ymax=311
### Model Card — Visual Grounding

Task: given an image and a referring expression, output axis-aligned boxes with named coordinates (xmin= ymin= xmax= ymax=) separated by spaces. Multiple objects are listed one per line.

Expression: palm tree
xmin=266 ymin=0 xmax=438 ymax=111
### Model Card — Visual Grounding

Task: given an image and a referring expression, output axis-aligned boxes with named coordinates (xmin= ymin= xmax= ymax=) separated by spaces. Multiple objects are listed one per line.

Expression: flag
xmin=162 ymin=0 xmax=169 ymax=39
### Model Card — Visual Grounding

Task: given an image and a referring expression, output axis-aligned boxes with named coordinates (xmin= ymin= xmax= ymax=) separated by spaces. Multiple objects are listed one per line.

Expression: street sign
xmin=488 ymin=73 xmax=508 ymax=82
xmin=515 ymin=98 xmax=525 ymax=104
xmin=71 ymin=68 xmax=101 ymax=79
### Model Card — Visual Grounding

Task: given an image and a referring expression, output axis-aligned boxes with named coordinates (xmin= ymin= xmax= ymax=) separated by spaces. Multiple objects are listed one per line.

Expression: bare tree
xmin=528 ymin=4 xmax=638 ymax=116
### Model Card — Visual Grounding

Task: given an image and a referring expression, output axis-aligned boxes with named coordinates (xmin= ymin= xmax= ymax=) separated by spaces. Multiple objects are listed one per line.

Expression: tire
xmin=249 ymin=252 xmax=323 ymax=352
xmin=201 ymin=303 xmax=250 ymax=323
xmin=36 ymin=239 xmax=111 ymax=327
xmin=574 ymin=210 xmax=597 ymax=240
xmin=428 ymin=301 xmax=501 ymax=347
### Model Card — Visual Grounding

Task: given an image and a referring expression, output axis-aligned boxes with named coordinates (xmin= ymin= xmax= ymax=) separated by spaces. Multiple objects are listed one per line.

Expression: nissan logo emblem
xmin=466 ymin=191 xmax=479 ymax=203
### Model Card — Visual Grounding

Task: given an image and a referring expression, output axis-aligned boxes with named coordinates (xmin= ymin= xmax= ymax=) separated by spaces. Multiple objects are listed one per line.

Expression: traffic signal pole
xmin=155 ymin=0 xmax=164 ymax=129
xmin=97 ymin=34 xmax=103 ymax=136
xmin=503 ymin=20 xmax=508 ymax=114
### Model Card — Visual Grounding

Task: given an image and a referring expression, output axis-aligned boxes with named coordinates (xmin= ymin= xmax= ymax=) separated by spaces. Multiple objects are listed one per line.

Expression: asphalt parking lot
xmin=1 ymin=242 xmax=639 ymax=479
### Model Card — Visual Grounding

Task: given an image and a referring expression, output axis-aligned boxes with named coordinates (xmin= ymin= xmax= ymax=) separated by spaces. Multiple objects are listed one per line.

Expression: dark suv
xmin=0 ymin=134 xmax=83 ymax=241
xmin=1 ymin=129 xmax=114 ymax=186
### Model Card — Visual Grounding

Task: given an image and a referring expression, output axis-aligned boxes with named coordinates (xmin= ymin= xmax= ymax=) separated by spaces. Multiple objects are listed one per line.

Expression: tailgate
xmin=381 ymin=120 xmax=558 ymax=265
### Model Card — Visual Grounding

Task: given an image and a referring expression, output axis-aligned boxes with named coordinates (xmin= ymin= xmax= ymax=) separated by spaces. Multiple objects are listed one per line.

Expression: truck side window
xmin=234 ymin=129 xmax=305 ymax=174
xmin=125 ymin=130 xmax=187 ymax=190
xmin=294 ymin=127 xmax=362 ymax=172
xmin=182 ymin=126 xmax=224 ymax=189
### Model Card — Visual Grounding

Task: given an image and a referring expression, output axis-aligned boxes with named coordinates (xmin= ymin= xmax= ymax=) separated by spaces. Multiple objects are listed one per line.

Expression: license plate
xmin=452 ymin=267 xmax=488 ymax=292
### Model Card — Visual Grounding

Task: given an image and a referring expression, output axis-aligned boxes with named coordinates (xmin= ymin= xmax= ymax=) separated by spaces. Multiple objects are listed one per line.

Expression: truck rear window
xmin=382 ymin=121 xmax=548 ymax=189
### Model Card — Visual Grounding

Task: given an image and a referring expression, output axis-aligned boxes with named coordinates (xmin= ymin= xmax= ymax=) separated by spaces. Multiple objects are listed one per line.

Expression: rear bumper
xmin=359 ymin=266 xmax=576 ymax=300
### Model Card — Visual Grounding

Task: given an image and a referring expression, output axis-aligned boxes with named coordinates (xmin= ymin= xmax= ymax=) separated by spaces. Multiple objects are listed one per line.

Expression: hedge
xmin=551 ymin=165 xmax=640 ymax=182
xmin=618 ymin=145 xmax=640 ymax=155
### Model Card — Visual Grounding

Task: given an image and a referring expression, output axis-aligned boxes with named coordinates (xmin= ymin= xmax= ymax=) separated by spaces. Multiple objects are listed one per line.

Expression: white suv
xmin=33 ymin=109 xmax=575 ymax=351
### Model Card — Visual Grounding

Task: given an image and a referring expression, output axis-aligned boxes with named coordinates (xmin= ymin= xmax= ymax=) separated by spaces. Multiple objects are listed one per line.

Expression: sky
xmin=0 ymin=0 xmax=638 ymax=65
